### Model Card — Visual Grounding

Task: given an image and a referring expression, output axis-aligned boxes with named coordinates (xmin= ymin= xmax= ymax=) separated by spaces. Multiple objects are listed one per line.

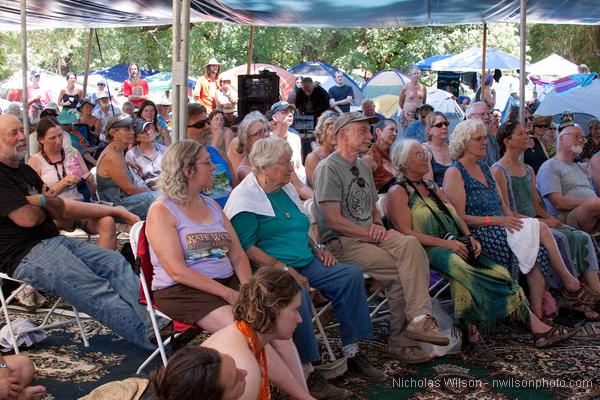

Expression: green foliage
xmin=0 ymin=22 xmax=597 ymax=83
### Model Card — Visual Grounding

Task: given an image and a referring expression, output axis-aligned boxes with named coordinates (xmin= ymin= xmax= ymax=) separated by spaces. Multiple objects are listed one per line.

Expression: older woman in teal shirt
xmin=225 ymin=137 xmax=383 ymax=386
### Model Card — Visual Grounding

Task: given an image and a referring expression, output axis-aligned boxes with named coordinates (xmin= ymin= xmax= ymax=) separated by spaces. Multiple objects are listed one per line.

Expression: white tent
xmin=528 ymin=54 xmax=579 ymax=77
xmin=430 ymin=47 xmax=528 ymax=72
xmin=535 ymin=79 xmax=600 ymax=126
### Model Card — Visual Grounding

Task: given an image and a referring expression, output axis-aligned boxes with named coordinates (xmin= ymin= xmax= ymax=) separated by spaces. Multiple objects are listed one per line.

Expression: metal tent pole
xmin=481 ymin=24 xmax=487 ymax=99
xmin=20 ymin=0 xmax=29 ymax=158
xmin=519 ymin=0 xmax=527 ymax=124
xmin=171 ymin=0 xmax=190 ymax=141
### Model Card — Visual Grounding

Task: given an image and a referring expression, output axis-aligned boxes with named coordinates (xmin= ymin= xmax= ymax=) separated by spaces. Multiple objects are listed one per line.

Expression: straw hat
xmin=205 ymin=58 xmax=221 ymax=67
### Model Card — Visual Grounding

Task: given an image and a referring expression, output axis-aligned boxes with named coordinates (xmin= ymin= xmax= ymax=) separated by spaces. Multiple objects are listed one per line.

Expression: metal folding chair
xmin=0 ymin=273 xmax=89 ymax=353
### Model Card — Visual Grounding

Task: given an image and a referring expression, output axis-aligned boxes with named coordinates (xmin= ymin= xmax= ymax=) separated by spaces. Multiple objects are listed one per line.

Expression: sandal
xmin=572 ymin=303 xmax=600 ymax=322
xmin=560 ymin=285 xmax=598 ymax=306
xmin=533 ymin=325 xmax=576 ymax=349
xmin=463 ymin=339 xmax=496 ymax=362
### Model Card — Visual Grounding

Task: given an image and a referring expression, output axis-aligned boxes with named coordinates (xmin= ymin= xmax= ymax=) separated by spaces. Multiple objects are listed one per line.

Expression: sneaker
xmin=346 ymin=353 xmax=385 ymax=383
xmin=463 ymin=339 xmax=496 ymax=362
xmin=405 ymin=315 xmax=450 ymax=346
xmin=388 ymin=345 xmax=432 ymax=364
xmin=307 ymin=370 xmax=349 ymax=400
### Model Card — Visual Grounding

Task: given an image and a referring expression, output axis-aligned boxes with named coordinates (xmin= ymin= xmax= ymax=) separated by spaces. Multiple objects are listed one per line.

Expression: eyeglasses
xmin=276 ymin=160 xmax=295 ymax=168
xmin=188 ymin=118 xmax=210 ymax=129
xmin=469 ymin=135 xmax=488 ymax=143
xmin=247 ymin=128 xmax=269 ymax=138
xmin=432 ymin=121 xmax=449 ymax=129
xmin=415 ymin=150 xmax=431 ymax=160
xmin=97 ymin=83 xmax=105 ymax=86
xmin=350 ymin=166 xmax=365 ymax=188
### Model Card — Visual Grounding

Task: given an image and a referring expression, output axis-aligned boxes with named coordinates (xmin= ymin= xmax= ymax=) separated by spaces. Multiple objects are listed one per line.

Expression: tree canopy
xmin=0 ymin=23 xmax=598 ymax=82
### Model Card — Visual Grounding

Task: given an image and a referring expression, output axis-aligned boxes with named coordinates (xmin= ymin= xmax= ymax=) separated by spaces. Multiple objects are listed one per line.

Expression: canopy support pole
xmin=82 ymin=28 xmax=94 ymax=98
xmin=171 ymin=0 xmax=190 ymax=141
xmin=481 ymin=23 xmax=487 ymax=98
xmin=20 ymin=0 xmax=29 ymax=158
xmin=246 ymin=26 xmax=254 ymax=74
xmin=519 ymin=0 xmax=527 ymax=124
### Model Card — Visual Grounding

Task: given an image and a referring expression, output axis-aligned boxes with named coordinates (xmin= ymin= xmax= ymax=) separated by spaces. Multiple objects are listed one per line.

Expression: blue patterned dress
xmin=452 ymin=160 xmax=552 ymax=280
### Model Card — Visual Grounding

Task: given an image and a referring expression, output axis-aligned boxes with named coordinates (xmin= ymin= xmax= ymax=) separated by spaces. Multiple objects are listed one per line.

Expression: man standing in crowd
xmin=313 ymin=112 xmax=449 ymax=364
xmin=0 ymin=114 xmax=163 ymax=351
xmin=270 ymin=101 xmax=306 ymax=182
xmin=398 ymin=67 xmax=427 ymax=131
xmin=328 ymin=71 xmax=354 ymax=113
xmin=123 ymin=63 xmax=148 ymax=109
xmin=193 ymin=58 xmax=221 ymax=113
xmin=404 ymin=104 xmax=434 ymax=143
xmin=538 ymin=122 xmax=600 ymax=234
xmin=292 ymin=77 xmax=330 ymax=125
xmin=466 ymin=101 xmax=498 ymax=166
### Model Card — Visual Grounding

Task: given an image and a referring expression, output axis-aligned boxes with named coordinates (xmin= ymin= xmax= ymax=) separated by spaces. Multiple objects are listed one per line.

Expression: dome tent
xmin=362 ymin=70 xmax=409 ymax=99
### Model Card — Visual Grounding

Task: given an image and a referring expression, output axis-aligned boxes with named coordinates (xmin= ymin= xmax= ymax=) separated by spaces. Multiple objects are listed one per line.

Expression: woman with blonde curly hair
xmin=304 ymin=111 xmax=338 ymax=187
xmin=203 ymin=267 xmax=305 ymax=400
xmin=146 ymin=140 xmax=310 ymax=400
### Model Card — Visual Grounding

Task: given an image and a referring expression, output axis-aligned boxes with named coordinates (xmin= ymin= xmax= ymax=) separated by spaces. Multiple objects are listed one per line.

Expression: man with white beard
xmin=29 ymin=103 xmax=42 ymax=129
xmin=537 ymin=122 xmax=600 ymax=234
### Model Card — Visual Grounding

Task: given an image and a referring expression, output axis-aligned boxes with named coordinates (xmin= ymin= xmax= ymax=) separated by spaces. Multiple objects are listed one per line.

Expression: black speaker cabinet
xmin=237 ymin=71 xmax=280 ymax=121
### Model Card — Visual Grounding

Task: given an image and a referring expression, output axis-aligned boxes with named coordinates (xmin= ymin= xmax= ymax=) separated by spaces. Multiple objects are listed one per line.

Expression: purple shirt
xmin=150 ymin=195 xmax=234 ymax=290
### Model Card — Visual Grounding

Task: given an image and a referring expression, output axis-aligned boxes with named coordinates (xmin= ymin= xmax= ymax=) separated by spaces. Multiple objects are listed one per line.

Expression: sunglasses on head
xmin=350 ymin=166 xmax=365 ymax=188
xmin=432 ymin=121 xmax=449 ymax=128
xmin=188 ymin=118 xmax=210 ymax=129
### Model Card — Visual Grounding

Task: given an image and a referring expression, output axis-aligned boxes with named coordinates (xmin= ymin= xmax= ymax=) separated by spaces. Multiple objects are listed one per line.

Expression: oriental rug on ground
xmin=1 ymin=308 xmax=599 ymax=400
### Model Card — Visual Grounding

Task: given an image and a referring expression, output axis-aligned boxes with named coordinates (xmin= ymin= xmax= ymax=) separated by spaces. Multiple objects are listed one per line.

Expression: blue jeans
xmin=13 ymin=236 xmax=155 ymax=349
xmin=292 ymin=257 xmax=373 ymax=363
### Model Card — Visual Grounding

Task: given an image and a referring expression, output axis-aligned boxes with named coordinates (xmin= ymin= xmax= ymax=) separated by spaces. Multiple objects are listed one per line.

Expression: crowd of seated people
xmin=5 ymin=67 xmax=600 ymax=400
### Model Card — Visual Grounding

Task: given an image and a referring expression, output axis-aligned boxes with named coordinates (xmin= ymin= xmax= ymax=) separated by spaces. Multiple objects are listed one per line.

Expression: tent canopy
xmin=288 ymin=62 xmax=365 ymax=106
xmin=361 ymin=70 xmax=408 ymax=99
xmin=528 ymin=54 xmax=579 ymax=77
xmin=414 ymin=54 xmax=453 ymax=71
xmin=430 ymin=47 xmax=528 ymax=72
xmin=2 ymin=1 xmax=600 ymax=30
xmin=535 ymin=78 xmax=600 ymax=124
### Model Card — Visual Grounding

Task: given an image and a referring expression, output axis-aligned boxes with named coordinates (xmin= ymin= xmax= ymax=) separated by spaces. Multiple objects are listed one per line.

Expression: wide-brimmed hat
xmin=56 ymin=109 xmax=79 ymax=125
xmin=45 ymin=102 xmax=59 ymax=111
xmin=77 ymin=98 xmax=94 ymax=111
xmin=205 ymin=58 xmax=221 ymax=67
xmin=222 ymin=103 xmax=235 ymax=114
xmin=155 ymin=97 xmax=172 ymax=106
xmin=32 ymin=103 xmax=43 ymax=110
xmin=332 ymin=111 xmax=379 ymax=135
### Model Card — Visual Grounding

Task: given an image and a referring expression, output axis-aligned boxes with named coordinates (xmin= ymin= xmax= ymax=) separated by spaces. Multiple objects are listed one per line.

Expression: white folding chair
xmin=130 ymin=221 xmax=197 ymax=374
xmin=0 ymin=273 xmax=89 ymax=353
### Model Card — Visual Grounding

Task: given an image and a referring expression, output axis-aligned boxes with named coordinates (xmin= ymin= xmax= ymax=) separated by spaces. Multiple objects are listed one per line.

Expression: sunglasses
xmin=188 ymin=118 xmax=211 ymax=129
xmin=350 ymin=166 xmax=365 ymax=188
xmin=535 ymin=124 xmax=549 ymax=129
xmin=432 ymin=121 xmax=449 ymax=129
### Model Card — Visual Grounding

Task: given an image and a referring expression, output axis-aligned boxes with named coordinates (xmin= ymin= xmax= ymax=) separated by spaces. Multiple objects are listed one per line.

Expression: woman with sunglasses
xmin=187 ymin=103 xmax=237 ymax=208
xmin=363 ymin=118 xmax=397 ymax=191
xmin=422 ymin=112 xmax=452 ymax=187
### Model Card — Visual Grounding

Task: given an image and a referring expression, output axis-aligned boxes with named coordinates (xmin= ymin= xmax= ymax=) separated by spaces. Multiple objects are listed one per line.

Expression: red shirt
xmin=123 ymin=79 xmax=149 ymax=107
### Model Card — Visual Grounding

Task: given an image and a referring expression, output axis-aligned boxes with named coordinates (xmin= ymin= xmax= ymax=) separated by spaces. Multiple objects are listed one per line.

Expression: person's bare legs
xmin=581 ymin=271 xmax=600 ymax=294
xmin=527 ymin=265 xmax=546 ymax=318
xmin=85 ymin=216 xmax=116 ymax=250
xmin=539 ymin=222 xmax=580 ymax=291
xmin=575 ymin=199 xmax=600 ymax=234
xmin=198 ymin=306 xmax=310 ymax=399
xmin=4 ymin=354 xmax=46 ymax=400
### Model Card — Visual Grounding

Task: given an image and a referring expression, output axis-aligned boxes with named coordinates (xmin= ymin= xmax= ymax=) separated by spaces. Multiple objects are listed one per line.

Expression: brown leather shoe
xmin=405 ymin=315 xmax=450 ymax=346
xmin=388 ymin=345 xmax=432 ymax=364
xmin=307 ymin=370 xmax=349 ymax=400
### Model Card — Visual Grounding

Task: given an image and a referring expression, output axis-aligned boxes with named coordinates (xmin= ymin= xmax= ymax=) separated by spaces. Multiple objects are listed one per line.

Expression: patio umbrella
xmin=430 ymin=47 xmax=527 ymax=72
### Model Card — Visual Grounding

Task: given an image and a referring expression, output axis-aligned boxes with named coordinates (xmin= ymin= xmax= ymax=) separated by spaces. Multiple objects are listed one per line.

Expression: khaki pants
xmin=326 ymin=234 xmax=432 ymax=349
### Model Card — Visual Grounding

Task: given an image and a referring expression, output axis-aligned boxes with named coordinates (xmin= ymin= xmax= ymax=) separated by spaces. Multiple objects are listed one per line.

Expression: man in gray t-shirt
xmin=313 ymin=112 xmax=448 ymax=364
xmin=537 ymin=124 xmax=600 ymax=233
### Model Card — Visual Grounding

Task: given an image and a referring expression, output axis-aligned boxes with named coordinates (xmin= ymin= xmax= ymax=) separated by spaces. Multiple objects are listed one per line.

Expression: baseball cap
xmin=134 ymin=119 xmax=153 ymax=135
xmin=77 ymin=98 xmax=94 ymax=111
xmin=270 ymin=101 xmax=296 ymax=116
xmin=30 ymin=69 xmax=40 ymax=79
xmin=332 ymin=111 xmax=379 ymax=135
xmin=97 ymin=78 xmax=106 ymax=85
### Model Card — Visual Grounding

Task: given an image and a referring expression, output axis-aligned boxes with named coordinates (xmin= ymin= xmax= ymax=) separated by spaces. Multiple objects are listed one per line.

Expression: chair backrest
xmin=129 ymin=221 xmax=153 ymax=305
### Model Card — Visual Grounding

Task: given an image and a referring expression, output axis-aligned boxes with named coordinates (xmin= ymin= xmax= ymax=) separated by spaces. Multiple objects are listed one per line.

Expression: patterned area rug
xmin=2 ymin=307 xmax=600 ymax=400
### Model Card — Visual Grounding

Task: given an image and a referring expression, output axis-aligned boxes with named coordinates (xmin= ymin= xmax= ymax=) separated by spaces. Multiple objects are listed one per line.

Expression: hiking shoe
xmin=388 ymin=345 xmax=432 ymax=364
xmin=463 ymin=339 xmax=496 ymax=362
xmin=307 ymin=370 xmax=349 ymax=400
xmin=405 ymin=315 xmax=450 ymax=346
xmin=346 ymin=353 xmax=385 ymax=383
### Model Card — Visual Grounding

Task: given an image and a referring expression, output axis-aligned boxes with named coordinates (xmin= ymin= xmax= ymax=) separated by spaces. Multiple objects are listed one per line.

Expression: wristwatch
xmin=313 ymin=244 xmax=326 ymax=251
xmin=282 ymin=266 xmax=289 ymax=272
